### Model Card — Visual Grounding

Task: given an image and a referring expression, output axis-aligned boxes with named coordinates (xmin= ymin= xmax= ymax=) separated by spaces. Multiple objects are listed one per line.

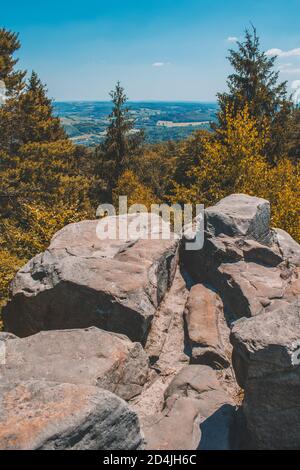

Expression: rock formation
xmin=182 ymin=193 xmax=300 ymax=449
xmin=1 ymin=194 xmax=299 ymax=450
xmin=3 ymin=213 xmax=178 ymax=343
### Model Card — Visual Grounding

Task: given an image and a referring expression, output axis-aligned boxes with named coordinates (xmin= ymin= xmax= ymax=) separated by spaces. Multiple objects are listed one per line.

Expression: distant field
xmin=156 ymin=120 xmax=210 ymax=128
xmin=53 ymin=101 xmax=218 ymax=146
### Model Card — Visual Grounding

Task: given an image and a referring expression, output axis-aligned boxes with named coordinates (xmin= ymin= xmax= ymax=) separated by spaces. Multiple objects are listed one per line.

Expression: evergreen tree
xmin=0 ymin=29 xmax=26 ymax=153
xmin=18 ymin=71 xmax=66 ymax=144
xmin=217 ymin=26 xmax=293 ymax=161
xmin=0 ymin=28 xmax=26 ymax=96
xmin=97 ymin=82 xmax=144 ymax=199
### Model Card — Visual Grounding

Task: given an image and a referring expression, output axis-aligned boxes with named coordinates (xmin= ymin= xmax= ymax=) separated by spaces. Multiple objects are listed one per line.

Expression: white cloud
xmin=278 ymin=63 xmax=300 ymax=74
xmin=282 ymin=68 xmax=300 ymax=74
xmin=266 ymin=47 xmax=300 ymax=57
xmin=152 ymin=62 xmax=165 ymax=67
xmin=278 ymin=63 xmax=293 ymax=70
xmin=292 ymin=80 xmax=300 ymax=90
xmin=227 ymin=36 xmax=238 ymax=43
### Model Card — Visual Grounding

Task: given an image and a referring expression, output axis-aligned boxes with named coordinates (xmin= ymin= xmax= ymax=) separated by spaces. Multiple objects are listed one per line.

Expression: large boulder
xmin=0 ymin=327 xmax=149 ymax=401
xmin=142 ymin=365 xmax=236 ymax=450
xmin=184 ymin=284 xmax=231 ymax=368
xmin=0 ymin=380 xmax=143 ymax=450
xmin=3 ymin=213 xmax=179 ymax=342
xmin=182 ymin=194 xmax=299 ymax=321
xmin=231 ymin=300 xmax=300 ymax=449
xmin=205 ymin=194 xmax=272 ymax=244
xmin=274 ymin=228 xmax=300 ymax=267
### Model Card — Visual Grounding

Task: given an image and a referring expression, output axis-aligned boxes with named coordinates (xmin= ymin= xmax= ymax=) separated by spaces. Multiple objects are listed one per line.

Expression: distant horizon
xmin=53 ymin=99 xmax=219 ymax=104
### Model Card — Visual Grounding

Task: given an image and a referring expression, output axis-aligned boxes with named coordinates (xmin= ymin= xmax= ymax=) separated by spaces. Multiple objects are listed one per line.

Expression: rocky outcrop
xmin=3 ymin=214 xmax=178 ymax=342
xmin=181 ymin=193 xmax=300 ymax=449
xmin=0 ymin=327 xmax=149 ymax=401
xmin=231 ymin=299 xmax=300 ymax=449
xmin=182 ymin=194 xmax=299 ymax=321
xmin=1 ymin=194 xmax=299 ymax=450
xmin=131 ymin=270 xmax=238 ymax=451
xmin=184 ymin=284 xmax=231 ymax=368
xmin=0 ymin=380 xmax=143 ymax=450
xmin=141 ymin=365 xmax=236 ymax=450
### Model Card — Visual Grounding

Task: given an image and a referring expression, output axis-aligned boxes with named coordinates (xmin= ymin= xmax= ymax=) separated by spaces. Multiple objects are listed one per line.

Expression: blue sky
xmin=2 ymin=0 xmax=300 ymax=101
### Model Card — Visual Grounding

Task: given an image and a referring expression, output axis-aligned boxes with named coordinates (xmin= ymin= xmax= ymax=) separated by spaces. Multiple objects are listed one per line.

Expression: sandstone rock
xmin=142 ymin=365 xmax=236 ymax=450
xmin=184 ymin=284 xmax=231 ymax=368
xmin=131 ymin=269 xmax=189 ymax=422
xmin=231 ymin=301 xmax=300 ymax=449
xmin=3 ymin=213 xmax=179 ymax=342
xmin=216 ymin=261 xmax=290 ymax=318
xmin=205 ymin=194 xmax=272 ymax=244
xmin=145 ymin=268 xmax=189 ymax=368
xmin=274 ymin=228 xmax=300 ymax=267
xmin=242 ymin=239 xmax=283 ymax=266
xmin=0 ymin=327 xmax=149 ymax=401
xmin=182 ymin=195 xmax=299 ymax=321
xmin=0 ymin=380 xmax=143 ymax=450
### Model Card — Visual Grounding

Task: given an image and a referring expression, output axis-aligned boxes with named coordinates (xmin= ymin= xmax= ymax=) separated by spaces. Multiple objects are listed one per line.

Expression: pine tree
xmin=0 ymin=29 xmax=26 ymax=153
xmin=98 ymin=82 xmax=144 ymax=199
xmin=0 ymin=28 xmax=26 ymax=96
xmin=217 ymin=26 xmax=293 ymax=161
xmin=18 ymin=71 xmax=66 ymax=144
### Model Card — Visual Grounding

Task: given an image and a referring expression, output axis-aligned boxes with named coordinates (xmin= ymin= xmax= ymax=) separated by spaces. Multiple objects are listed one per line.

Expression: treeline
xmin=0 ymin=26 xmax=299 ymax=322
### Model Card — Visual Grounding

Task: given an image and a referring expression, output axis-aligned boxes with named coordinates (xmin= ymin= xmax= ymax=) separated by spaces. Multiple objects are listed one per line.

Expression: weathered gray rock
xmin=0 ymin=380 xmax=143 ymax=450
xmin=216 ymin=261 xmax=291 ymax=318
xmin=142 ymin=365 xmax=236 ymax=450
xmin=182 ymin=194 xmax=299 ymax=321
xmin=3 ymin=213 xmax=179 ymax=342
xmin=274 ymin=228 xmax=300 ymax=266
xmin=184 ymin=284 xmax=231 ymax=368
xmin=231 ymin=300 xmax=300 ymax=449
xmin=0 ymin=327 xmax=149 ymax=401
xmin=205 ymin=194 xmax=272 ymax=244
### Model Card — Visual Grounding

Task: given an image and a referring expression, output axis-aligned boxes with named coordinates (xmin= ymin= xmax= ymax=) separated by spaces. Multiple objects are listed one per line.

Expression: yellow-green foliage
xmin=0 ymin=141 xmax=94 ymax=327
xmin=113 ymin=169 xmax=157 ymax=210
xmin=171 ymin=105 xmax=300 ymax=241
xmin=0 ymin=250 xmax=26 ymax=329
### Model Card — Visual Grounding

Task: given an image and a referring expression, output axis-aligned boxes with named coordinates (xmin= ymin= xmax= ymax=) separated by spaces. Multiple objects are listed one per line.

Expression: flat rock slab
xmin=0 ymin=380 xmax=143 ymax=450
xmin=3 ymin=214 xmax=179 ymax=342
xmin=0 ymin=327 xmax=149 ymax=401
xmin=184 ymin=284 xmax=231 ymax=368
